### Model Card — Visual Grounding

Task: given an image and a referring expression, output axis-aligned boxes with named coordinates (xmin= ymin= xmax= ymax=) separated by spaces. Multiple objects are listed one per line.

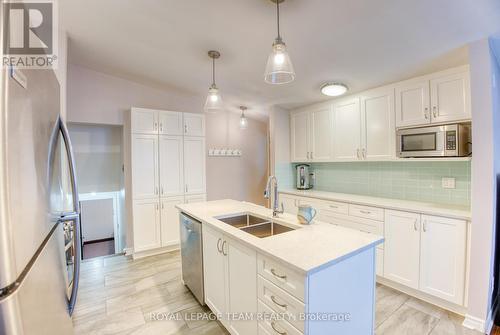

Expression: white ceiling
xmin=61 ymin=0 xmax=500 ymax=119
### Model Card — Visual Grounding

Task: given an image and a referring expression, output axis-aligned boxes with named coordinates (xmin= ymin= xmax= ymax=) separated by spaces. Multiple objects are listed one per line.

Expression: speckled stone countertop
xmin=280 ymin=189 xmax=471 ymax=221
xmin=176 ymin=199 xmax=383 ymax=275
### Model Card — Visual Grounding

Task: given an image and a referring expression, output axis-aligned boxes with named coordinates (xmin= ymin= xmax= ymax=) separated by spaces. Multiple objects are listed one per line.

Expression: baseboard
xmin=132 ymin=244 xmax=180 ymax=260
xmin=463 ymin=314 xmax=486 ymax=333
xmin=377 ymin=276 xmax=467 ymax=316
xmin=83 ymin=237 xmax=114 ymax=245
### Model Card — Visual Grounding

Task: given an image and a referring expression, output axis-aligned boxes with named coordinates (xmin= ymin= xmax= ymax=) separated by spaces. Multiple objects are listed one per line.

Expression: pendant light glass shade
xmin=239 ymin=106 xmax=248 ymax=130
xmin=264 ymin=0 xmax=295 ymax=84
xmin=204 ymin=85 xmax=222 ymax=112
xmin=204 ymin=50 xmax=223 ymax=112
xmin=264 ymin=39 xmax=295 ymax=84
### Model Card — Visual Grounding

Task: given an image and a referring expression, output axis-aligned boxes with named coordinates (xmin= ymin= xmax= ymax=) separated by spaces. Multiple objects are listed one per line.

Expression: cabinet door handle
xmin=424 ymin=107 xmax=429 ymax=119
xmin=221 ymin=240 xmax=227 ymax=256
xmin=271 ymin=321 xmax=287 ymax=335
xmin=155 ymin=187 xmax=159 ymax=195
xmin=154 ymin=122 xmax=158 ymax=131
xmin=423 ymin=220 xmax=427 ymax=232
xmin=432 ymin=106 xmax=437 ymax=118
xmin=270 ymin=268 xmax=287 ymax=280
xmin=217 ymin=238 xmax=222 ymax=253
xmin=362 ymin=148 xmax=366 ymax=159
xmin=414 ymin=220 xmax=418 ymax=231
xmin=155 ymin=203 xmax=159 ymax=211
xmin=184 ymin=124 xmax=188 ymax=133
xmin=356 ymin=148 xmax=361 ymax=159
xmin=185 ymin=185 xmax=188 ymax=193
xmin=270 ymin=295 xmax=287 ymax=309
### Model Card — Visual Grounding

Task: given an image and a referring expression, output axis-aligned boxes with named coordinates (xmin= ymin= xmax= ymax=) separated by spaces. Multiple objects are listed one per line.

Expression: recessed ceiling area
xmin=61 ymin=0 xmax=500 ymax=119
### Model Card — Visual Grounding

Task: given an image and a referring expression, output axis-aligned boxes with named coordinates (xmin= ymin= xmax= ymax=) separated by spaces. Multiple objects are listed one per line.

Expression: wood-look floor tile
xmin=429 ymin=311 xmax=483 ymax=335
xmin=375 ymin=284 xmax=410 ymax=327
xmin=74 ymin=307 xmax=145 ymax=335
xmin=106 ymin=283 xmax=171 ymax=315
xmin=376 ymin=304 xmax=440 ymax=335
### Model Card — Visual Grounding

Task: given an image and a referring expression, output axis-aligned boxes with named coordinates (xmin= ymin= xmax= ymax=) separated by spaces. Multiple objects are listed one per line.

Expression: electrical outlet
xmin=442 ymin=177 xmax=456 ymax=189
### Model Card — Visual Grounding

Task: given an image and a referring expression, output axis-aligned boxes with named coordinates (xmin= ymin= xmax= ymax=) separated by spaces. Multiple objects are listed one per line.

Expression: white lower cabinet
xmin=132 ymin=199 xmax=161 ymax=252
xmin=384 ymin=210 xmax=467 ymax=305
xmin=419 ymin=215 xmax=466 ymax=305
xmin=202 ymin=224 xmax=257 ymax=334
xmin=160 ymin=196 xmax=184 ymax=247
xmin=384 ymin=210 xmax=421 ymax=289
xmin=279 ymin=193 xmax=469 ymax=307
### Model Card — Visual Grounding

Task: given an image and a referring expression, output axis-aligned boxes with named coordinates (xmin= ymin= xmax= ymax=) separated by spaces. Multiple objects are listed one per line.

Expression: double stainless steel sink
xmin=216 ymin=214 xmax=295 ymax=238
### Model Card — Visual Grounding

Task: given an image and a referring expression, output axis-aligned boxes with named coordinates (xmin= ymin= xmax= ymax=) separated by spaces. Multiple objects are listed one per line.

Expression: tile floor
xmin=73 ymin=251 xmax=483 ymax=335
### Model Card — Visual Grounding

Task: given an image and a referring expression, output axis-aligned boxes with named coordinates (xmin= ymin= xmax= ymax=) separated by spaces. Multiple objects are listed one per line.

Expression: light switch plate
xmin=442 ymin=177 xmax=456 ymax=189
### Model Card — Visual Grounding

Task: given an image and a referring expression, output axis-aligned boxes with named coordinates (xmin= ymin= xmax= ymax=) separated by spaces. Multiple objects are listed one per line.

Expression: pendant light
xmin=239 ymin=106 xmax=248 ymax=130
xmin=204 ymin=50 xmax=223 ymax=112
xmin=264 ymin=0 xmax=295 ymax=85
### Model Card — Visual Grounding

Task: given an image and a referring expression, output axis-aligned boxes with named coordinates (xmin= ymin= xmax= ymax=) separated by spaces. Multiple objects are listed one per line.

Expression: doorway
xmin=68 ymin=123 xmax=125 ymax=259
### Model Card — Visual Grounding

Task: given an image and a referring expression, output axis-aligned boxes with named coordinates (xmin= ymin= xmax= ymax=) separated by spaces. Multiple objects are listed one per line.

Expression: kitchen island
xmin=176 ymin=199 xmax=383 ymax=335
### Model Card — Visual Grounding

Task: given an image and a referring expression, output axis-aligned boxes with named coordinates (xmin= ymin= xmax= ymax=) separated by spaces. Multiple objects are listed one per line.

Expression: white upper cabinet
xmin=384 ymin=210 xmax=421 ymax=289
xmin=184 ymin=137 xmax=206 ymax=195
xmin=159 ymin=135 xmax=184 ymax=197
xmin=360 ymin=86 xmax=395 ymax=160
xmin=396 ymin=66 xmax=471 ymax=128
xmin=430 ymin=69 xmax=471 ymax=124
xmin=131 ymin=108 xmax=159 ymax=134
xmin=158 ymin=111 xmax=183 ymax=135
xmin=419 ymin=215 xmax=466 ymax=305
xmin=131 ymin=134 xmax=159 ymax=199
xmin=290 ymin=110 xmax=310 ymax=162
xmin=160 ymin=196 xmax=184 ymax=247
xmin=133 ymin=199 xmax=161 ymax=252
xmin=333 ymin=97 xmax=361 ymax=161
xmin=310 ymin=107 xmax=334 ymax=161
xmin=395 ymin=79 xmax=430 ymax=128
xmin=183 ymin=113 xmax=205 ymax=136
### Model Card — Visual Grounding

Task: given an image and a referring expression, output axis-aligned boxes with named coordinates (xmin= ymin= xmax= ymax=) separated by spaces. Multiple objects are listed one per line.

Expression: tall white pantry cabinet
xmin=125 ymin=108 xmax=206 ymax=258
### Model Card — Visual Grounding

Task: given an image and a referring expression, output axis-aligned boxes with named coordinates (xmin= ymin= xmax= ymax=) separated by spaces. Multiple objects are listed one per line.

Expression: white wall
xmin=269 ymin=106 xmax=293 ymax=188
xmin=205 ymin=112 xmax=268 ymax=206
xmin=465 ymin=37 xmax=500 ymax=332
xmin=67 ymin=64 xmax=270 ymax=248
xmin=67 ymin=64 xmax=204 ymax=125
xmin=68 ymin=123 xmax=123 ymax=193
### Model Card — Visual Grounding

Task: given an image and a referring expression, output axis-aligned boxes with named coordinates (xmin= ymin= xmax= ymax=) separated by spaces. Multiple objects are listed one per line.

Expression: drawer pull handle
xmin=271 ymin=321 xmax=287 ymax=335
xmin=329 ymin=205 xmax=338 ymax=208
xmin=360 ymin=210 xmax=371 ymax=214
xmin=270 ymin=268 xmax=287 ymax=280
xmin=270 ymin=295 xmax=287 ymax=309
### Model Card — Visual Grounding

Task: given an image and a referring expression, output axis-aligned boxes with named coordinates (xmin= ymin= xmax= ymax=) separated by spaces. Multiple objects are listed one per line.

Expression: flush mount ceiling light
xmin=204 ymin=50 xmax=223 ymax=112
xmin=239 ymin=106 xmax=248 ymax=130
xmin=264 ymin=0 xmax=295 ymax=85
xmin=320 ymin=83 xmax=349 ymax=97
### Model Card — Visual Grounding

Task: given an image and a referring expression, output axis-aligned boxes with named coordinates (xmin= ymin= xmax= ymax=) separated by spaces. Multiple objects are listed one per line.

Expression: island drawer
xmin=349 ymin=204 xmax=384 ymax=221
xmin=258 ymin=275 xmax=305 ymax=332
xmin=258 ymin=300 xmax=303 ymax=335
xmin=257 ymin=254 xmax=305 ymax=302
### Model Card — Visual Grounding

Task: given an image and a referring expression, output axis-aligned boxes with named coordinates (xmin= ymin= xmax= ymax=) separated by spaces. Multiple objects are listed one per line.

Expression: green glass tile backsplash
xmin=278 ymin=161 xmax=471 ymax=206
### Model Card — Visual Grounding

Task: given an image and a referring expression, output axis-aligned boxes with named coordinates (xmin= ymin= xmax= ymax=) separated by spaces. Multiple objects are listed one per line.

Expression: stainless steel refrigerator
xmin=0 ymin=66 xmax=80 ymax=334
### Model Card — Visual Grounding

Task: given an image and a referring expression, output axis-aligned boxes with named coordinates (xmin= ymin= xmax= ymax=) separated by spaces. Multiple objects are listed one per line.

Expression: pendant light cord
xmin=276 ymin=0 xmax=281 ymax=39
xmin=212 ymin=57 xmax=216 ymax=86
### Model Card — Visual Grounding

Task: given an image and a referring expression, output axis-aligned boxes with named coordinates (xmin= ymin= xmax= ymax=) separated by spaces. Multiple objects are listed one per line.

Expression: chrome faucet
xmin=264 ymin=176 xmax=284 ymax=217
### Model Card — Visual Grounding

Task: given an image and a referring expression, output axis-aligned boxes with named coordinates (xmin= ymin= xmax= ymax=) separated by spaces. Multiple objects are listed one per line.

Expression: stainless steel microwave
xmin=396 ymin=123 xmax=471 ymax=158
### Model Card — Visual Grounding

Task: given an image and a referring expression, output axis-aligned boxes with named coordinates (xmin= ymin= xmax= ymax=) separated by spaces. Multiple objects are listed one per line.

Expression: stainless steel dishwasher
xmin=180 ymin=213 xmax=204 ymax=305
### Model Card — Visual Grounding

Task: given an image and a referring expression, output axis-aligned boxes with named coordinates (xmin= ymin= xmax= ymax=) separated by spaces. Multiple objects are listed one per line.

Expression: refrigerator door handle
xmin=58 ymin=118 xmax=81 ymax=316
